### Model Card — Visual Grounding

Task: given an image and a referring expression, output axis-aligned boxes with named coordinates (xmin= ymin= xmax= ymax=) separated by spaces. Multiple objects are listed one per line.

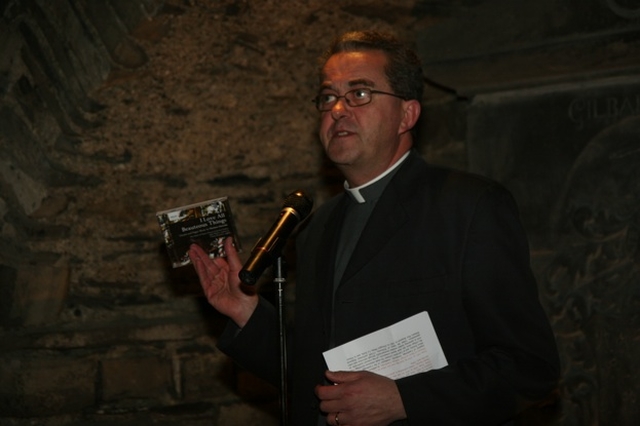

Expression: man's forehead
xmin=320 ymin=50 xmax=388 ymax=88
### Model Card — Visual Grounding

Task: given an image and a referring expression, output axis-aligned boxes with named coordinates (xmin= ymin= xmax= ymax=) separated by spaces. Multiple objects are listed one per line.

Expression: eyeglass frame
xmin=312 ymin=87 xmax=407 ymax=112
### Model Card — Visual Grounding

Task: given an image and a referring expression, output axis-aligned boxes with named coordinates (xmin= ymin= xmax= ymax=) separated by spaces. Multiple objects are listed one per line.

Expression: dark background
xmin=1 ymin=0 xmax=639 ymax=424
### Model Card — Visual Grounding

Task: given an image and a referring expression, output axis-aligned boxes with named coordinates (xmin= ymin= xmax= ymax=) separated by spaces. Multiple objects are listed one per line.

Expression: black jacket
xmin=219 ymin=150 xmax=560 ymax=425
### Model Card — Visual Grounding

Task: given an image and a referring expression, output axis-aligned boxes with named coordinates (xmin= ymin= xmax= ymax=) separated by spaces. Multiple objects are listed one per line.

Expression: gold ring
xmin=335 ymin=412 xmax=340 ymax=426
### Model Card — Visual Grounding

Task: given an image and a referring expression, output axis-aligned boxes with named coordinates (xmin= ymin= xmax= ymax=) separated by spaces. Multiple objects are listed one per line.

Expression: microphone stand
xmin=273 ymin=256 xmax=289 ymax=426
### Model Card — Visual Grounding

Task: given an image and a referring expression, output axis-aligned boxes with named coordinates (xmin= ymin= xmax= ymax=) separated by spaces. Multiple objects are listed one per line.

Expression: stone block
xmin=7 ymin=261 xmax=70 ymax=327
xmin=0 ymin=264 xmax=17 ymax=326
xmin=180 ymin=350 xmax=234 ymax=400
xmin=0 ymin=355 xmax=95 ymax=416
xmin=0 ymin=158 xmax=48 ymax=216
xmin=217 ymin=402 xmax=279 ymax=426
xmin=467 ymin=78 xmax=640 ymax=237
xmin=100 ymin=356 xmax=172 ymax=401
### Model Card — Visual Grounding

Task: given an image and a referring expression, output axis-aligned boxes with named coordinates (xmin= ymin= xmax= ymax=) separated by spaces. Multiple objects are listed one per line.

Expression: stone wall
xmin=1 ymin=0 xmax=640 ymax=425
xmin=0 ymin=1 xmax=423 ymax=424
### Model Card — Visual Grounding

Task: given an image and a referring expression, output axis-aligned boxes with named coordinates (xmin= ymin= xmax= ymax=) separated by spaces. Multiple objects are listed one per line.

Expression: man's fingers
xmin=223 ymin=237 xmax=243 ymax=271
xmin=325 ymin=370 xmax=358 ymax=384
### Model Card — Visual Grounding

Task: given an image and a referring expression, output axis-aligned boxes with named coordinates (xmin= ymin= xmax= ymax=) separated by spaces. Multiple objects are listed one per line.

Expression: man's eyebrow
xmin=347 ymin=79 xmax=375 ymax=88
xmin=318 ymin=79 xmax=376 ymax=91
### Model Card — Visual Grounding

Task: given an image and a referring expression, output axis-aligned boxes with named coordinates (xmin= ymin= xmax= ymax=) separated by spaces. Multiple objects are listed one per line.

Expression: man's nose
xmin=330 ymin=97 xmax=351 ymax=119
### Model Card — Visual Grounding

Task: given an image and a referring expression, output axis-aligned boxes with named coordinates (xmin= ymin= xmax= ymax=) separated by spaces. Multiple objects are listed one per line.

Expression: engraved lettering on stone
xmin=568 ymin=94 xmax=640 ymax=130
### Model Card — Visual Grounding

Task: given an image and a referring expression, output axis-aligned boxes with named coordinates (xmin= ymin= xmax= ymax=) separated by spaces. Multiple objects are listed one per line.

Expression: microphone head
xmin=283 ymin=190 xmax=313 ymax=220
xmin=238 ymin=190 xmax=313 ymax=286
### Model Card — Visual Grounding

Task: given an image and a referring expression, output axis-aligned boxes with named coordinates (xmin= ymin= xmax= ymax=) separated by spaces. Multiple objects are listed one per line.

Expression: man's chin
xmin=328 ymin=156 xmax=354 ymax=169
xmin=326 ymin=146 xmax=357 ymax=165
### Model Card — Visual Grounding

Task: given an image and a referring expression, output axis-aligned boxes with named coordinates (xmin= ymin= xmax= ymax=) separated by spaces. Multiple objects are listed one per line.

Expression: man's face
xmin=318 ymin=50 xmax=412 ymax=186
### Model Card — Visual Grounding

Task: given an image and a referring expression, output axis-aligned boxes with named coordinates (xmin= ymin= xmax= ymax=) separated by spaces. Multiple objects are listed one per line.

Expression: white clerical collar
xmin=344 ymin=151 xmax=411 ymax=203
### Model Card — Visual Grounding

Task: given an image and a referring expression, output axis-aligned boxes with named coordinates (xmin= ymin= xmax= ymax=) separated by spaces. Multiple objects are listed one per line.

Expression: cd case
xmin=156 ymin=196 xmax=241 ymax=268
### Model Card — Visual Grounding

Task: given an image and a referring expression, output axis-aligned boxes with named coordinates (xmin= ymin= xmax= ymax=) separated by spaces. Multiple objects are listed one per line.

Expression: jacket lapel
xmin=315 ymin=194 xmax=350 ymax=341
xmin=340 ymin=188 xmax=408 ymax=285
xmin=339 ymin=153 xmax=421 ymax=285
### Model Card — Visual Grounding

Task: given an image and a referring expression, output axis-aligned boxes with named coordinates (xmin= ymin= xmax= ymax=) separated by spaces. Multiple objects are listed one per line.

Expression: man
xmin=189 ymin=30 xmax=560 ymax=425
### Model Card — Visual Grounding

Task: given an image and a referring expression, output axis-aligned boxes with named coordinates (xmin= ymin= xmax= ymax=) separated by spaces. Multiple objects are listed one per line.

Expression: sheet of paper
xmin=323 ymin=311 xmax=448 ymax=380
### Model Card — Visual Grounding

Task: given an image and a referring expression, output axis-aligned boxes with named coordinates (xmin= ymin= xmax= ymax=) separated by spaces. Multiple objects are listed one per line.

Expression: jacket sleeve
xmin=396 ymin=184 xmax=560 ymax=425
xmin=217 ymin=296 xmax=281 ymax=387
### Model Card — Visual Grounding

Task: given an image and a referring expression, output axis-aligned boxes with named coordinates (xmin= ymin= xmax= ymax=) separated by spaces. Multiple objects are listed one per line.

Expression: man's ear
xmin=398 ymin=99 xmax=421 ymax=135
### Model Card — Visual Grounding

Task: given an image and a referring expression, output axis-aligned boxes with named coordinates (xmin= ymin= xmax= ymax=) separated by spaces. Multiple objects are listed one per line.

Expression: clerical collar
xmin=344 ymin=151 xmax=410 ymax=203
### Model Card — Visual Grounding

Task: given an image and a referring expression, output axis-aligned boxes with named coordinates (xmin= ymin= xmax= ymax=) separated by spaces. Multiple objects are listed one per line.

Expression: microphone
xmin=239 ymin=190 xmax=313 ymax=285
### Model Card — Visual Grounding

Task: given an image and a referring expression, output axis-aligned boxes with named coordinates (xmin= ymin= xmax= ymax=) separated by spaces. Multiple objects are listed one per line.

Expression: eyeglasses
xmin=312 ymin=88 xmax=406 ymax=112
